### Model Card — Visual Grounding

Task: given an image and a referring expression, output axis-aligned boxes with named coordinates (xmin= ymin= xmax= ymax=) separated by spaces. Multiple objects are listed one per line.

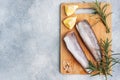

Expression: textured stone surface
xmin=0 ymin=0 xmax=119 ymax=80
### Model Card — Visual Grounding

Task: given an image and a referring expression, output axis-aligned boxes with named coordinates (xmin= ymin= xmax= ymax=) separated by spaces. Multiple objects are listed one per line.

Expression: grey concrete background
xmin=0 ymin=0 xmax=119 ymax=80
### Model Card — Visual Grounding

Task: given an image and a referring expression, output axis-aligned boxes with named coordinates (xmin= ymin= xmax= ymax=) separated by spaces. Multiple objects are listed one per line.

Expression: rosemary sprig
xmin=92 ymin=0 xmax=112 ymax=33
xmin=87 ymin=38 xmax=120 ymax=80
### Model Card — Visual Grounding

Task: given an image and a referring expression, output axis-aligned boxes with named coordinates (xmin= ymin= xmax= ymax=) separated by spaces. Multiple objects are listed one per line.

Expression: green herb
xmin=92 ymin=0 xmax=112 ymax=33
xmin=87 ymin=38 xmax=120 ymax=80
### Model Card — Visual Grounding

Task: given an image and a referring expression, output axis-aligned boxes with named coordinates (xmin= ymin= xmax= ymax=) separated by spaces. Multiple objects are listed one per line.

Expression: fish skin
xmin=76 ymin=20 xmax=101 ymax=62
xmin=64 ymin=31 xmax=91 ymax=73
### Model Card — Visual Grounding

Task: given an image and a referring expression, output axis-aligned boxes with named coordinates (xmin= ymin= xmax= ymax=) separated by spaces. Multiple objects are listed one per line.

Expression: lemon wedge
xmin=63 ymin=16 xmax=77 ymax=29
xmin=65 ymin=5 xmax=78 ymax=16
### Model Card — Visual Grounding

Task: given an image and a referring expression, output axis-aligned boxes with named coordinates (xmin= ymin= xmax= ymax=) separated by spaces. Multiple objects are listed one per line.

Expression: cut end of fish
xmin=85 ymin=68 xmax=93 ymax=74
xmin=76 ymin=20 xmax=102 ymax=62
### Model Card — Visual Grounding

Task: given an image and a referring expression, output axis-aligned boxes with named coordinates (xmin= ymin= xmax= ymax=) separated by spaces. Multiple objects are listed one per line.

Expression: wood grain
xmin=60 ymin=3 xmax=112 ymax=74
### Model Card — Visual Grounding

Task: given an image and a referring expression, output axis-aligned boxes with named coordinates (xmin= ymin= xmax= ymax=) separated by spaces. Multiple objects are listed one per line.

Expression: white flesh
xmin=76 ymin=20 xmax=101 ymax=61
xmin=64 ymin=31 xmax=90 ymax=73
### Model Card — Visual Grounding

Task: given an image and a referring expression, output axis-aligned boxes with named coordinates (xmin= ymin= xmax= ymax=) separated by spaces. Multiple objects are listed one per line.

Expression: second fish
xmin=76 ymin=20 xmax=101 ymax=61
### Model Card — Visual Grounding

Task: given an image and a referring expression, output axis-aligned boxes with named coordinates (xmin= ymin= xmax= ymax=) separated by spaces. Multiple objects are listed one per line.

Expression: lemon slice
xmin=65 ymin=5 xmax=78 ymax=16
xmin=63 ymin=16 xmax=77 ymax=29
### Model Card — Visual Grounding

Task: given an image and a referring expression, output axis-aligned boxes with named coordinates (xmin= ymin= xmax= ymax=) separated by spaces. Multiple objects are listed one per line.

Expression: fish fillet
xmin=76 ymin=20 xmax=101 ymax=61
xmin=64 ymin=31 xmax=90 ymax=73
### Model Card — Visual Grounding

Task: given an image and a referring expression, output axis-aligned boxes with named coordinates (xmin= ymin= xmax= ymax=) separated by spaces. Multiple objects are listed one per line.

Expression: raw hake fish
xmin=76 ymin=20 xmax=101 ymax=61
xmin=64 ymin=31 xmax=90 ymax=73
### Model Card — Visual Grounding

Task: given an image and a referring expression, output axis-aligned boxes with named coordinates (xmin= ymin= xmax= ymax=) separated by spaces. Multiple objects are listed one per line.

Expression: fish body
xmin=76 ymin=20 xmax=101 ymax=61
xmin=64 ymin=31 xmax=90 ymax=73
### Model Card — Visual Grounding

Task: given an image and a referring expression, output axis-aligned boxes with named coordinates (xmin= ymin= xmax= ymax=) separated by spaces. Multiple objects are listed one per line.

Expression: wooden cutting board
xmin=60 ymin=3 xmax=112 ymax=74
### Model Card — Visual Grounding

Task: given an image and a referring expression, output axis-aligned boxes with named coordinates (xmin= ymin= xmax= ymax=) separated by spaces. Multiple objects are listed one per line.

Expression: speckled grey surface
xmin=0 ymin=0 xmax=120 ymax=80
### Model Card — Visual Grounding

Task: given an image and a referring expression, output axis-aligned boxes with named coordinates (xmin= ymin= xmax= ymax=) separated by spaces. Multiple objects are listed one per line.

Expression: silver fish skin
xmin=64 ymin=31 xmax=91 ymax=73
xmin=76 ymin=20 xmax=101 ymax=61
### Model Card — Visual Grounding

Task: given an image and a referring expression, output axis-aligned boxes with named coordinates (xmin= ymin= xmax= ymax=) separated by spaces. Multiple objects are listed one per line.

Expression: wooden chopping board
xmin=60 ymin=3 xmax=112 ymax=74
